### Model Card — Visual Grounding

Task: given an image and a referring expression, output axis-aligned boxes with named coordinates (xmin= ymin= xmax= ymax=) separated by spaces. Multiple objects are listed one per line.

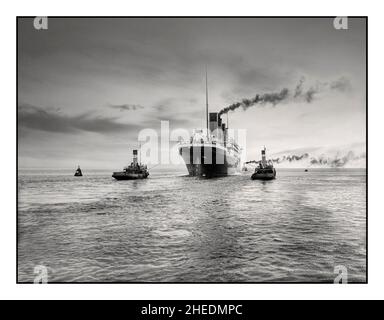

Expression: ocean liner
xmin=178 ymin=73 xmax=242 ymax=177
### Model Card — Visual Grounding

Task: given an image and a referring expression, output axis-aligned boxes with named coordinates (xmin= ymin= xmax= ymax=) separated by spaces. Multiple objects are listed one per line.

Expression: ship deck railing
xmin=178 ymin=139 xmax=239 ymax=148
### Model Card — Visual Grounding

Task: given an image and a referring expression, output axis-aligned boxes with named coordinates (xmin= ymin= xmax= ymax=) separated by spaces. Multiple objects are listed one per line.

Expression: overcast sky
xmin=18 ymin=17 xmax=366 ymax=169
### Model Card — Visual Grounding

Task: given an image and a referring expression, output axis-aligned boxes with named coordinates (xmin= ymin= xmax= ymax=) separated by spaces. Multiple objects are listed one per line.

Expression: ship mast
xmin=205 ymin=66 xmax=209 ymax=135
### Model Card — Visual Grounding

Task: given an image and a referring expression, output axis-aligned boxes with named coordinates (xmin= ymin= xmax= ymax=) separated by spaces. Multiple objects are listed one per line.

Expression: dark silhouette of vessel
xmin=178 ymin=71 xmax=241 ymax=177
xmin=112 ymin=150 xmax=149 ymax=180
xmin=74 ymin=165 xmax=83 ymax=177
xmin=251 ymin=147 xmax=276 ymax=180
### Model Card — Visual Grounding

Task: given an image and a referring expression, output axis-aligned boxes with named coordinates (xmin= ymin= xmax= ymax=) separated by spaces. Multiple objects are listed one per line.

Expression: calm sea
xmin=17 ymin=168 xmax=366 ymax=282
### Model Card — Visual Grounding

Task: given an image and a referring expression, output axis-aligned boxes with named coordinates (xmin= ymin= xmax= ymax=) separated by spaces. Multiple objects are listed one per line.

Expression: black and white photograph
xmin=17 ymin=16 xmax=367 ymax=284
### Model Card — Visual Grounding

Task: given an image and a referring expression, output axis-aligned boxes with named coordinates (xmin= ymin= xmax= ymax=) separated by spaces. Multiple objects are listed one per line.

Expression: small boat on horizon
xmin=251 ymin=147 xmax=276 ymax=180
xmin=74 ymin=165 xmax=83 ymax=177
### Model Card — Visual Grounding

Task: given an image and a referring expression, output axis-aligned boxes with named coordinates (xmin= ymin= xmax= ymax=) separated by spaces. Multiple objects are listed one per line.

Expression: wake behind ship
xmin=178 ymin=72 xmax=241 ymax=177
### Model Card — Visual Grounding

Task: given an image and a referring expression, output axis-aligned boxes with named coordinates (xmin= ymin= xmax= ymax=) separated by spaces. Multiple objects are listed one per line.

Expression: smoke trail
xmin=304 ymin=86 xmax=317 ymax=103
xmin=330 ymin=77 xmax=351 ymax=92
xmin=246 ymin=151 xmax=365 ymax=168
xmin=294 ymin=76 xmax=305 ymax=98
xmin=218 ymin=76 xmax=350 ymax=116
xmin=219 ymin=88 xmax=289 ymax=116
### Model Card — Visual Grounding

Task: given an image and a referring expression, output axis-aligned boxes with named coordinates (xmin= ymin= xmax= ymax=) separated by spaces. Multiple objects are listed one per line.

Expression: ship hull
xmin=178 ymin=144 xmax=240 ymax=177
xmin=251 ymin=173 xmax=276 ymax=180
xmin=251 ymin=168 xmax=276 ymax=180
xmin=112 ymin=172 xmax=149 ymax=180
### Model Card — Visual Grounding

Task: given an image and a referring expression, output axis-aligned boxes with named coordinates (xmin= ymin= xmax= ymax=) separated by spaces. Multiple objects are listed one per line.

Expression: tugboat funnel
xmin=133 ymin=150 xmax=138 ymax=166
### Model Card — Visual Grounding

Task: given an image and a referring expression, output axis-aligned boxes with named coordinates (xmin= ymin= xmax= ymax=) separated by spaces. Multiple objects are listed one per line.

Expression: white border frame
xmin=2 ymin=0 xmax=380 ymax=300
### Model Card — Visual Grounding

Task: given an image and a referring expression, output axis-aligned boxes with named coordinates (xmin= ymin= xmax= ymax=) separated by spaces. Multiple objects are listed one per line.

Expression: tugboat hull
xmin=251 ymin=168 xmax=276 ymax=180
xmin=112 ymin=172 xmax=149 ymax=180
xmin=251 ymin=172 xmax=276 ymax=180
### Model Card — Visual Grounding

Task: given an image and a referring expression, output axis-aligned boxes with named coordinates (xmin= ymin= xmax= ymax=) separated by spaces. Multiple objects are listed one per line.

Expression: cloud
xmin=108 ymin=104 xmax=144 ymax=111
xmin=18 ymin=104 xmax=140 ymax=134
xmin=146 ymin=97 xmax=201 ymax=128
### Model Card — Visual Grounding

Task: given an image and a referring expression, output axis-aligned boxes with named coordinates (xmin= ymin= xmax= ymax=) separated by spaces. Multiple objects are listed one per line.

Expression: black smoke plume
xmin=294 ymin=76 xmax=305 ymax=98
xmin=218 ymin=88 xmax=289 ymax=116
xmin=218 ymin=77 xmax=350 ymax=116
xmin=245 ymin=151 xmax=364 ymax=168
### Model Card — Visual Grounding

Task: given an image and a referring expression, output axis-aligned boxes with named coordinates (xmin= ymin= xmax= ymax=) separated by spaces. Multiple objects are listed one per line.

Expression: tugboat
xmin=74 ymin=165 xmax=83 ymax=177
xmin=112 ymin=150 xmax=149 ymax=180
xmin=251 ymin=147 xmax=276 ymax=180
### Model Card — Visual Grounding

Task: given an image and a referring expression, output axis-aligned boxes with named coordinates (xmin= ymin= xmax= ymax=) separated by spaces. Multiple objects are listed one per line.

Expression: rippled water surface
xmin=18 ymin=168 xmax=366 ymax=282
